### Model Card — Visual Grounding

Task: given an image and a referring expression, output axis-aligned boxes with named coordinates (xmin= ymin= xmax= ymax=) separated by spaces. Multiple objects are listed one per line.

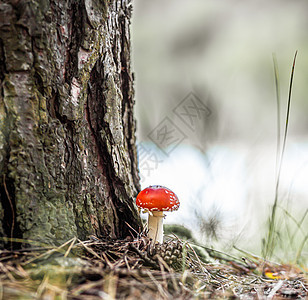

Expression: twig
xmin=267 ymin=280 xmax=284 ymax=299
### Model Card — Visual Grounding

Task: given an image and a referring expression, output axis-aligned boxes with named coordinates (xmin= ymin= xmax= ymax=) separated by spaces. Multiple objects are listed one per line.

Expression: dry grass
xmin=0 ymin=234 xmax=306 ymax=299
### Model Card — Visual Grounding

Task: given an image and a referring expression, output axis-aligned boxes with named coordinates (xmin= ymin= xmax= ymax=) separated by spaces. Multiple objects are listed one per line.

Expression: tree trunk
xmin=0 ymin=0 xmax=141 ymax=246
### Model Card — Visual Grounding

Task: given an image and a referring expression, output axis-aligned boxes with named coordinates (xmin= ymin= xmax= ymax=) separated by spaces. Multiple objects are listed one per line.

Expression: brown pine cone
xmin=152 ymin=240 xmax=183 ymax=271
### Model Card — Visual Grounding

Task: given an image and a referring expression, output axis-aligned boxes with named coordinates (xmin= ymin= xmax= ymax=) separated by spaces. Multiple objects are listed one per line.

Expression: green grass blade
xmin=279 ymin=50 xmax=298 ymax=174
xmin=272 ymin=53 xmax=281 ymax=181
xmin=263 ymin=51 xmax=298 ymax=260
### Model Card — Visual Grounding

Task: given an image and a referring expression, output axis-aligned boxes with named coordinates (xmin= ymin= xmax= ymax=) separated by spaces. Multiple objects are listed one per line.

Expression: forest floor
xmin=0 ymin=234 xmax=307 ymax=299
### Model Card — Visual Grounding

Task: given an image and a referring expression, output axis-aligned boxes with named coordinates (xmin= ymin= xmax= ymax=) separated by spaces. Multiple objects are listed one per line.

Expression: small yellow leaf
xmin=264 ymin=271 xmax=283 ymax=280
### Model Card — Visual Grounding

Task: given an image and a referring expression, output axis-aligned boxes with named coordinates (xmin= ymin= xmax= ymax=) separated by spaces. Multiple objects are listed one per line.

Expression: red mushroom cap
xmin=136 ymin=185 xmax=180 ymax=212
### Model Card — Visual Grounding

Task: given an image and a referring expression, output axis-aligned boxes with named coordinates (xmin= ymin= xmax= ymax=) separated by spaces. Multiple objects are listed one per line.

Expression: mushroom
xmin=136 ymin=185 xmax=180 ymax=244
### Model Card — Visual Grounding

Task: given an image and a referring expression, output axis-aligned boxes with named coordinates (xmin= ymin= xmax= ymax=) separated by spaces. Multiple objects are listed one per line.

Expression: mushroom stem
xmin=148 ymin=211 xmax=164 ymax=244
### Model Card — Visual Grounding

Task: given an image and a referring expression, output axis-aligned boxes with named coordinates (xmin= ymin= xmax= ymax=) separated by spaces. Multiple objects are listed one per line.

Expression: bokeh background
xmin=132 ymin=0 xmax=308 ymax=261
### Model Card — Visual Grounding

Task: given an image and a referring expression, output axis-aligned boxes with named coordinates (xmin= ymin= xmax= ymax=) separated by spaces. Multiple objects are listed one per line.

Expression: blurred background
xmin=132 ymin=0 xmax=308 ymax=261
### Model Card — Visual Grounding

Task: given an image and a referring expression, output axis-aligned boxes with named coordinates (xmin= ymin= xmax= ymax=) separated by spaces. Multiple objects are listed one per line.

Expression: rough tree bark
xmin=0 ymin=0 xmax=141 ymax=246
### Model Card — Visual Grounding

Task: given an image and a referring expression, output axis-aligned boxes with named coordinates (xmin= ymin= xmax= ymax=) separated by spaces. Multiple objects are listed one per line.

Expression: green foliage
xmin=164 ymin=224 xmax=194 ymax=241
